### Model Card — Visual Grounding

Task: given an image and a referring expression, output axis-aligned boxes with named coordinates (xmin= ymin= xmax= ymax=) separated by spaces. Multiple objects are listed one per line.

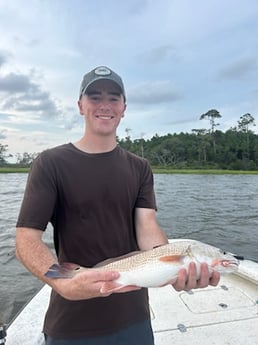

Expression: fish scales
xmin=98 ymin=241 xmax=192 ymax=272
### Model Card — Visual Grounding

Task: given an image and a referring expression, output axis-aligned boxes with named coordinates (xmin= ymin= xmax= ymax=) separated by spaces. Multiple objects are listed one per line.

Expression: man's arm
xmin=134 ymin=208 xmax=168 ymax=250
xmin=16 ymin=227 xmax=125 ymax=300
xmin=134 ymin=208 xmax=220 ymax=290
xmin=16 ymin=228 xmax=57 ymax=279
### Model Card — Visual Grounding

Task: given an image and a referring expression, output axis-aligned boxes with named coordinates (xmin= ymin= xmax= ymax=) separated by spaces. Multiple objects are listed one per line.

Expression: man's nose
xmin=99 ymin=99 xmax=111 ymax=109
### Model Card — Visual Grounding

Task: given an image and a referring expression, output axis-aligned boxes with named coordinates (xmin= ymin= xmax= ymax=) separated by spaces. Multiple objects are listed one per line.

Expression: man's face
xmin=78 ymin=80 xmax=126 ymax=136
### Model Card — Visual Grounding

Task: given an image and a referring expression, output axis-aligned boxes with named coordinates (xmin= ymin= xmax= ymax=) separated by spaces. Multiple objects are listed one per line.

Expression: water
xmin=154 ymin=174 xmax=258 ymax=259
xmin=0 ymin=173 xmax=52 ymax=326
xmin=1 ymin=173 xmax=258 ymax=325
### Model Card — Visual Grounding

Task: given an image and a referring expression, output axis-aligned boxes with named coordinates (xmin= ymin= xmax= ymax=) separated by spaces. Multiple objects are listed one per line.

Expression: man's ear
xmin=78 ymin=100 xmax=84 ymax=115
xmin=121 ymin=103 xmax=127 ymax=118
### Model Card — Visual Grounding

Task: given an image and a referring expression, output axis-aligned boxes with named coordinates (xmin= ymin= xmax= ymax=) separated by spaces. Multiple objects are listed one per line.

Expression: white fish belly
xmin=114 ymin=263 xmax=181 ymax=288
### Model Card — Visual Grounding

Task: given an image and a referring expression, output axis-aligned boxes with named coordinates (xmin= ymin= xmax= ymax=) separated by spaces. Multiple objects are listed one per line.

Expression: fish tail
xmin=44 ymin=263 xmax=80 ymax=279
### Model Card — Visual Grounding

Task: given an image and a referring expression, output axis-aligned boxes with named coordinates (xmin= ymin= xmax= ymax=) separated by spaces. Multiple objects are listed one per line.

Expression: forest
xmin=118 ymin=111 xmax=258 ymax=170
xmin=0 ymin=110 xmax=257 ymax=170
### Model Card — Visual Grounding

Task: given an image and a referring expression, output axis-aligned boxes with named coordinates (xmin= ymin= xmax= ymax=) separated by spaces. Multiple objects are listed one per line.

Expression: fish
xmin=45 ymin=239 xmax=239 ymax=292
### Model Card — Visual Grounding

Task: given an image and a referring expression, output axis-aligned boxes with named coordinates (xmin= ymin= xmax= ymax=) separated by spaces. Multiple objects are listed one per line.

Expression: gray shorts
xmin=44 ymin=319 xmax=154 ymax=345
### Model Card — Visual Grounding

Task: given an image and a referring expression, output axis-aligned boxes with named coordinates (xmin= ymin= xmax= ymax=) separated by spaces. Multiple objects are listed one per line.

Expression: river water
xmin=1 ymin=173 xmax=258 ymax=325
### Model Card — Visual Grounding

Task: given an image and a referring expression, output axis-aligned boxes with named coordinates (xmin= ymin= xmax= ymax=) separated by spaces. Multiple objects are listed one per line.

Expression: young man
xmin=16 ymin=66 xmax=220 ymax=345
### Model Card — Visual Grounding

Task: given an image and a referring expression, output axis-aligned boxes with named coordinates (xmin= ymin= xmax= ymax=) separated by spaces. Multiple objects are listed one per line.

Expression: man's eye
xmin=90 ymin=96 xmax=101 ymax=101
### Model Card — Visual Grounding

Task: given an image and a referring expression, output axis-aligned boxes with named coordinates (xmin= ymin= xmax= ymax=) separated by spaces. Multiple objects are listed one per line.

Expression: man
xmin=16 ymin=66 xmax=220 ymax=345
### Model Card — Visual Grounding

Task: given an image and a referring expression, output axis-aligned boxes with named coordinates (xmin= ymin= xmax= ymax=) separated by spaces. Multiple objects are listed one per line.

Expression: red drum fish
xmin=45 ymin=239 xmax=239 ymax=291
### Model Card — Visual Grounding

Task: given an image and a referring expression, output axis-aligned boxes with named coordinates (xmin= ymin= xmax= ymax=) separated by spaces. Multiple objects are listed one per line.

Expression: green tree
xmin=238 ymin=113 xmax=256 ymax=132
xmin=0 ymin=144 xmax=10 ymax=166
xmin=16 ymin=152 xmax=38 ymax=166
xmin=118 ymin=128 xmax=134 ymax=151
xmin=191 ymin=129 xmax=210 ymax=163
xmin=200 ymin=109 xmax=222 ymax=156
xmin=200 ymin=109 xmax=222 ymax=133
xmin=237 ymin=113 xmax=256 ymax=163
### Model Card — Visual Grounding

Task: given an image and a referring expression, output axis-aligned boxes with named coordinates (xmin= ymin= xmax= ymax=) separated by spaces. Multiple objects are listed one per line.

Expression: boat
xmin=4 ymin=240 xmax=258 ymax=345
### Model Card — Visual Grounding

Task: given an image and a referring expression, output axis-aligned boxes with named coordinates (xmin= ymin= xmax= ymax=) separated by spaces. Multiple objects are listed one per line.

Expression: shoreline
xmin=152 ymin=168 xmax=258 ymax=174
xmin=1 ymin=167 xmax=258 ymax=175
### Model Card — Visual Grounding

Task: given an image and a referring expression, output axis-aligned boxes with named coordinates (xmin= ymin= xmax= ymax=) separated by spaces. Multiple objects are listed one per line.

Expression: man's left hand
xmin=172 ymin=262 xmax=220 ymax=291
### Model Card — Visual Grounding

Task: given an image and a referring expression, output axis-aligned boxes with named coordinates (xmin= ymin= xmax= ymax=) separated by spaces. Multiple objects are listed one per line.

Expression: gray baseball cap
xmin=79 ymin=66 xmax=126 ymax=100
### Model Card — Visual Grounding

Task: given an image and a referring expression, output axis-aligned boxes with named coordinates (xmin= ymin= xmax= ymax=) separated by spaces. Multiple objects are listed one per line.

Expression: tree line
xmin=117 ymin=111 xmax=257 ymax=170
xmin=0 ymin=110 xmax=257 ymax=170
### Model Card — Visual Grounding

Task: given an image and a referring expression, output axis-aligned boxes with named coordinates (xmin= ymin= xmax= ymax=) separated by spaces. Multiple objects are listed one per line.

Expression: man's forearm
xmin=16 ymin=227 xmax=58 ymax=283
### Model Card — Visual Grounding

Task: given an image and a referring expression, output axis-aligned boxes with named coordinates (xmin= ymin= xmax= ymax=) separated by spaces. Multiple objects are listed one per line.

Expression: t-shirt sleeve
xmin=16 ymin=152 xmax=58 ymax=230
xmin=135 ymin=160 xmax=157 ymax=210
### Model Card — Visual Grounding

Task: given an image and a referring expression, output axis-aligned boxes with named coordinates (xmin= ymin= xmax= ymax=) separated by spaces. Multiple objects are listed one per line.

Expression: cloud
xmin=0 ymin=129 xmax=7 ymax=139
xmin=0 ymin=71 xmax=60 ymax=118
xmin=12 ymin=36 xmax=40 ymax=48
xmin=0 ymin=51 xmax=7 ymax=68
xmin=0 ymin=72 xmax=35 ymax=93
xmin=137 ymin=44 xmax=178 ymax=64
xmin=127 ymin=80 xmax=183 ymax=105
xmin=218 ymin=57 xmax=257 ymax=80
xmin=62 ymin=113 xmax=83 ymax=130
xmin=0 ymin=56 xmax=5 ymax=68
xmin=3 ymin=91 xmax=58 ymax=116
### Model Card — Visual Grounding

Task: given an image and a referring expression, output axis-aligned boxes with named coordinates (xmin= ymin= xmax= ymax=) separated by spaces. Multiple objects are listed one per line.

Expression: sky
xmin=0 ymin=0 xmax=258 ymax=160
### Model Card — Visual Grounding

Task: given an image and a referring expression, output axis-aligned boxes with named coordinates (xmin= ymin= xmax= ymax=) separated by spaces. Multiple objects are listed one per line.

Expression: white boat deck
xmin=6 ymin=260 xmax=258 ymax=345
xmin=150 ymin=268 xmax=258 ymax=345
xmin=6 ymin=284 xmax=49 ymax=345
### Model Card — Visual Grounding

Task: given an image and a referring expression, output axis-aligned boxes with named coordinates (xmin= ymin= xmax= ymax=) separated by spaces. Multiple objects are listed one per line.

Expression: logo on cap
xmin=94 ymin=67 xmax=111 ymax=76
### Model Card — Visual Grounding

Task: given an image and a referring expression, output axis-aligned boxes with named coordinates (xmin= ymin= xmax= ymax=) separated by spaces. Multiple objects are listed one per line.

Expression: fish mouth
xmin=222 ymin=253 xmax=244 ymax=267
xmin=233 ymin=255 xmax=244 ymax=261
xmin=229 ymin=261 xmax=239 ymax=267
xmin=220 ymin=259 xmax=239 ymax=268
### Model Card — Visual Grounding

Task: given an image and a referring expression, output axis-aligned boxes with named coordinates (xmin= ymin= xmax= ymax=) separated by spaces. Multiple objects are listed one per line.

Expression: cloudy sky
xmin=0 ymin=0 xmax=258 ymax=159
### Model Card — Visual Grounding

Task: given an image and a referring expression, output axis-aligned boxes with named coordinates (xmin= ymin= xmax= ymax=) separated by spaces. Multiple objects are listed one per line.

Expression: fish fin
xmin=159 ymin=255 xmax=185 ymax=263
xmin=44 ymin=262 xmax=82 ymax=279
xmin=94 ymin=251 xmax=141 ymax=268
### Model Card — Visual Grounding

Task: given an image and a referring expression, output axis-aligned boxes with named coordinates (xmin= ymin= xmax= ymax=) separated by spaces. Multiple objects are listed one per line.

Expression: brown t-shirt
xmin=16 ymin=144 xmax=157 ymax=338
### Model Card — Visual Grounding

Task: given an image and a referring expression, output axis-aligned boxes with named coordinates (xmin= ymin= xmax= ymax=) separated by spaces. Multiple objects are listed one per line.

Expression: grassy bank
xmin=1 ymin=166 xmax=258 ymax=174
xmin=0 ymin=167 xmax=29 ymax=173
xmin=152 ymin=167 xmax=258 ymax=174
